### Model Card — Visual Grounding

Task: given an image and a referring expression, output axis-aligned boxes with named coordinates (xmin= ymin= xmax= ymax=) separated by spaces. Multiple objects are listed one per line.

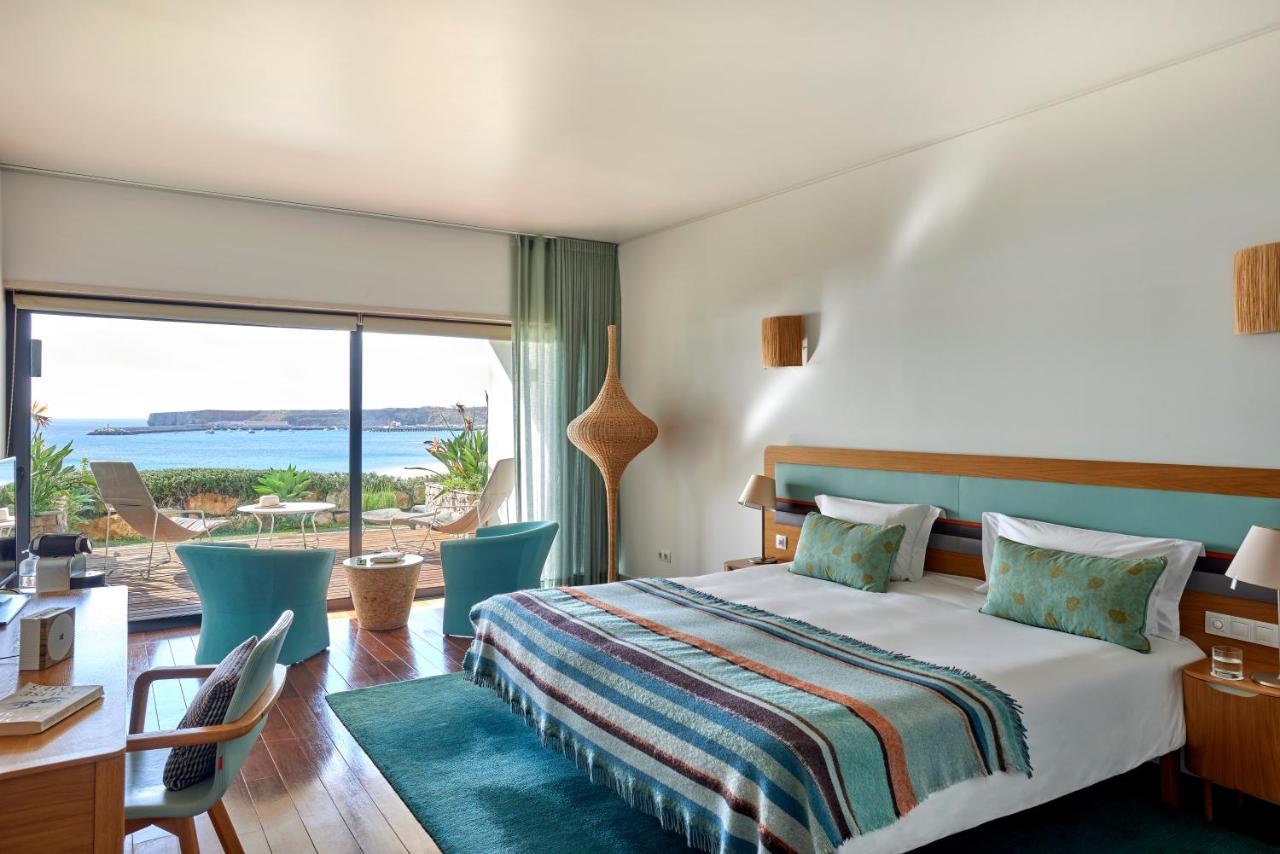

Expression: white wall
xmin=0 ymin=171 xmax=511 ymax=318
xmin=618 ymin=32 xmax=1280 ymax=579
xmin=0 ymin=170 xmax=513 ymax=454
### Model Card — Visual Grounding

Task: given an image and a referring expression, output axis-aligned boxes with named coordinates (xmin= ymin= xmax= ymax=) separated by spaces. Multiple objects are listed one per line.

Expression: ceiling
xmin=2 ymin=2 xmax=1279 ymax=243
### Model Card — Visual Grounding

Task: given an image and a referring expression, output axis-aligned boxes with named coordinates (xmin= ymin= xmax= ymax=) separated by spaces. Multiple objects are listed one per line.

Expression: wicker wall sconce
xmin=762 ymin=315 xmax=805 ymax=367
xmin=1235 ymin=242 xmax=1280 ymax=334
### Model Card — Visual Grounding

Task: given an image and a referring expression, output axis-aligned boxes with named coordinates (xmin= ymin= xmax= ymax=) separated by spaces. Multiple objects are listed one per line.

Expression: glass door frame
xmin=4 ymin=295 xmax=366 ymax=592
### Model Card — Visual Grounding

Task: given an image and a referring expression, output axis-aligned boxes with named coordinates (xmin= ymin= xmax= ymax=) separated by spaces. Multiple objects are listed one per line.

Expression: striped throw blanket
xmin=464 ymin=579 xmax=1030 ymax=854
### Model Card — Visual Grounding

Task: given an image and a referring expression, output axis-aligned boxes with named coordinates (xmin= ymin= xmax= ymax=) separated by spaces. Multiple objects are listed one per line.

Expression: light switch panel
xmin=1204 ymin=610 xmax=1279 ymax=646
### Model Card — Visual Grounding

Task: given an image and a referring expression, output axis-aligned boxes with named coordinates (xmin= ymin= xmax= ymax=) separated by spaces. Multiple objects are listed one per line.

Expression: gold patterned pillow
xmin=980 ymin=537 xmax=1168 ymax=652
xmin=788 ymin=513 xmax=907 ymax=593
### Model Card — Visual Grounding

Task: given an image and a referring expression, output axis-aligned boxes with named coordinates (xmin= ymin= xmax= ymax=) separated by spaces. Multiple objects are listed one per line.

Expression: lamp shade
xmin=762 ymin=316 xmax=804 ymax=367
xmin=1234 ymin=242 xmax=1280 ymax=334
xmin=738 ymin=475 xmax=776 ymax=511
xmin=1226 ymin=525 xmax=1280 ymax=590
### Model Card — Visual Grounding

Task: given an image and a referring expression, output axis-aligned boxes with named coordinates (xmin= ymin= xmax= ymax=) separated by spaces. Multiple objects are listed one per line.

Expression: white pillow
xmin=980 ymin=512 xmax=1203 ymax=641
xmin=815 ymin=495 xmax=944 ymax=582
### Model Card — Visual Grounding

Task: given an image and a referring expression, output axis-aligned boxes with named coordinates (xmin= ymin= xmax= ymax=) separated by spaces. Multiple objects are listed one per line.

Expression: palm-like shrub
xmin=254 ymin=465 xmax=313 ymax=501
xmin=30 ymin=428 xmax=96 ymax=517
xmin=424 ymin=403 xmax=488 ymax=494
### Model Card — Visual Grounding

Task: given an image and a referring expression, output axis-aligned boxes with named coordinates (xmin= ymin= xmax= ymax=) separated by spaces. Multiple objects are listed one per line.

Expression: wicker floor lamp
xmin=567 ymin=324 xmax=658 ymax=583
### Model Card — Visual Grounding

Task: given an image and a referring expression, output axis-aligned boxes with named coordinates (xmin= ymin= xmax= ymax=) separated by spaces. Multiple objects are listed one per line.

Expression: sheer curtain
xmin=512 ymin=236 xmax=620 ymax=586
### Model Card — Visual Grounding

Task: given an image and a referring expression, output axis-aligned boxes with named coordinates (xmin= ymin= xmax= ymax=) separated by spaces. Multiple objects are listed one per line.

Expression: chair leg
xmin=149 ymin=513 xmax=161 ymax=580
xmin=209 ymin=799 xmax=244 ymax=854
xmin=156 ymin=816 xmax=200 ymax=853
xmin=124 ymin=818 xmax=154 ymax=835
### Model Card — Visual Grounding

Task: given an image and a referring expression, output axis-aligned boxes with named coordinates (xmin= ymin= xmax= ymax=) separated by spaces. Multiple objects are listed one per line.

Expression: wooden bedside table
xmin=724 ymin=558 xmax=776 ymax=571
xmin=1183 ymin=658 xmax=1280 ymax=820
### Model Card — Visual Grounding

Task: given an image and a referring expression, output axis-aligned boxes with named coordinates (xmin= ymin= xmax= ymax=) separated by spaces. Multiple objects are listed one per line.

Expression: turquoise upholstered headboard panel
xmin=773 ymin=462 xmax=1280 ymax=554
xmin=763 ymin=447 xmax=1280 ymax=657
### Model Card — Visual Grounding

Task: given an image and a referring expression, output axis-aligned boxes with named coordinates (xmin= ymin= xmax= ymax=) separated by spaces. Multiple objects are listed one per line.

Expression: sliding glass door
xmin=6 ymin=296 xmax=511 ymax=624
xmin=24 ymin=312 xmax=350 ymax=621
xmin=358 ymin=331 xmax=513 ymax=595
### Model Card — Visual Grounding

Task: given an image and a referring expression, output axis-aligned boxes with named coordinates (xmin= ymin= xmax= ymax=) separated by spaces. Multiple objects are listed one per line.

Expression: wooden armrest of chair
xmin=130 ymin=665 xmax=218 ymax=733
xmin=127 ymin=666 xmax=286 ymax=749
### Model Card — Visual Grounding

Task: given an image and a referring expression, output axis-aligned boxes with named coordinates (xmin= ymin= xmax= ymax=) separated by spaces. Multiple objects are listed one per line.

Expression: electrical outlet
xmin=656 ymin=549 xmax=672 ymax=563
xmin=774 ymin=533 xmax=787 ymax=550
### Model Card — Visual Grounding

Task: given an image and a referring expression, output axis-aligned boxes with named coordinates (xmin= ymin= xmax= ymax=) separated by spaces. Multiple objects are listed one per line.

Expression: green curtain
xmin=512 ymin=236 xmax=621 ymax=586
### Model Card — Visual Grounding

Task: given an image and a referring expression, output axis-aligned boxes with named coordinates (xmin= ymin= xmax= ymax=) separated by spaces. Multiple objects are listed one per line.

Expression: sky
xmin=31 ymin=313 xmax=506 ymax=419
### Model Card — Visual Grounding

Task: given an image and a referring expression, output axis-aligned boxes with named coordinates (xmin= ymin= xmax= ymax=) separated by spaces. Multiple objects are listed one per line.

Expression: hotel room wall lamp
xmin=762 ymin=316 xmax=805 ymax=367
xmin=738 ymin=474 xmax=778 ymax=565
xmin=1225 ymin=525 xmax=1280 ymax=687
xmin=1234 ymin=242 xmax=1280 ymax=334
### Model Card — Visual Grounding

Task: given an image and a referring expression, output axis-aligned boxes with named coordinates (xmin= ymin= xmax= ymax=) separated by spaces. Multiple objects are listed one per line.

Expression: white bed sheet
xmin=674 ymin=565 xmax=1204 ymax=854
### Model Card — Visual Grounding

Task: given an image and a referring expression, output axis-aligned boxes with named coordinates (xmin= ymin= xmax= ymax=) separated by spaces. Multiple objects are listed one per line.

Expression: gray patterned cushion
xmin=162 ymin=636 xmax=257 ymax=790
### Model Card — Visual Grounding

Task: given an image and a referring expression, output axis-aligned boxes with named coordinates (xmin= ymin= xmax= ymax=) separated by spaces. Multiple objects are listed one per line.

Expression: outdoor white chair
xmin=407 ymin=458 xmax=515 ymax=556
xmin=90 ymin=460 xmax=231 ymax=578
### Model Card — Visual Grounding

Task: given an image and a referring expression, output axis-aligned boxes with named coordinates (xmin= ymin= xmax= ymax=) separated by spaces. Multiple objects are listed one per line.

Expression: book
xmin=0 ymin=684 xmax=103 ymax=735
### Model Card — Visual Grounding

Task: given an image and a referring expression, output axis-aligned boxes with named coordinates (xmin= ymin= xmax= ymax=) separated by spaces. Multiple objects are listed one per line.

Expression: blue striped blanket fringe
xmin=464 ymin=578 xmax=1031 ymax=854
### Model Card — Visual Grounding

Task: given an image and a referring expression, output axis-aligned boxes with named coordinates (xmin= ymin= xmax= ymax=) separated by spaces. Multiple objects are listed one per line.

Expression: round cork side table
xmin=342 ymin=554 xmax=424 ymax=630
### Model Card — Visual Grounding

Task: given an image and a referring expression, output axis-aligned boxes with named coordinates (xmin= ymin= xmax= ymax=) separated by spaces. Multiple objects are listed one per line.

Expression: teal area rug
xmin=327 ymin=673 xmax=691 ymax=854
xmin=327 ymin=673 xmax=1276 ymax=854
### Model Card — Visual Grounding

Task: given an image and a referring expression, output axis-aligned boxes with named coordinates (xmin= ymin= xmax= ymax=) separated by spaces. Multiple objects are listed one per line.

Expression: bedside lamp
xmin=738 ymin=475 xmax=778 ymax=565
xmin=1225 ymin=525 xmax=1280 ymax=687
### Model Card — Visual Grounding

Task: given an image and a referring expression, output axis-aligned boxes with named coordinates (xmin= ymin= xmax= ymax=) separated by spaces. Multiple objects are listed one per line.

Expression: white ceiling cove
xmin=2 ymin=1 xmax=1280 ymax=242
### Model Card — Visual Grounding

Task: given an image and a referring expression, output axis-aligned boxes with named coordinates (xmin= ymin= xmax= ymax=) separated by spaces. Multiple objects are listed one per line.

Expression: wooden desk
xmin=0 ymin=587 xmax=128 ymax=852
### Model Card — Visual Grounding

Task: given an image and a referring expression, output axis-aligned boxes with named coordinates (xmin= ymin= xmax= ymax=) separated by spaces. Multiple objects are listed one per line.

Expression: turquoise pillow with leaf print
xmin=980 ymin=536 xmax=1168 ymax=652
xmin=788 ymin=513 xmax=907 ymax=593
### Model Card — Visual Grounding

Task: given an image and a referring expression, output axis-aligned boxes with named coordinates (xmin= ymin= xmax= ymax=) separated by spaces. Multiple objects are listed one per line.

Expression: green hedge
xmin=136 ymin=467 xmax=430 ymax=509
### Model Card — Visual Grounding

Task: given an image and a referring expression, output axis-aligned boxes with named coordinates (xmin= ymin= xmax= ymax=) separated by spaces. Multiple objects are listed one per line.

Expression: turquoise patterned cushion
xmin=788 ymin=513 xmax=907 ymax=593
xmin=980 ymin=537 xmax=1168 ymax=652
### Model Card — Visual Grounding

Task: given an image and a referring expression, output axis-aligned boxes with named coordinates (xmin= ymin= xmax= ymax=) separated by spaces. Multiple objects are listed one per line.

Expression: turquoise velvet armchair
xmin=441 ymin=521 xmax=558 ymax=636
xmin=177 ymin=542 xmax=334 ymax=665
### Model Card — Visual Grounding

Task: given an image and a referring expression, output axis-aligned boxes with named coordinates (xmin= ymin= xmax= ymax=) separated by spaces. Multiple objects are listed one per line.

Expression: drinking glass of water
xmin=1211 ymin=645 xmax=1244 ymax=681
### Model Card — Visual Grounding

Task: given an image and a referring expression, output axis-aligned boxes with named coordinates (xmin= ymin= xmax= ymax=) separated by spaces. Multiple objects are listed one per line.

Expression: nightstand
xmin=1183 ymin=658 xmax=1280 ymax=820
xmin=724 ymin=558 xmax=776 ymax=571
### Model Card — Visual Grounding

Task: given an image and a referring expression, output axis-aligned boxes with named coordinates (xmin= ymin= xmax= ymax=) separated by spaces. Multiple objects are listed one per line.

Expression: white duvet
xmin=674 ymin=564 xmax=1204 ymax=854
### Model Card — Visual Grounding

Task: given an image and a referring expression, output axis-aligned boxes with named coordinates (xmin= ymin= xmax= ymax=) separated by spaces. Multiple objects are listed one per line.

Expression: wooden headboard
xmin=762 ymin=446 xmax=1280 ymax=669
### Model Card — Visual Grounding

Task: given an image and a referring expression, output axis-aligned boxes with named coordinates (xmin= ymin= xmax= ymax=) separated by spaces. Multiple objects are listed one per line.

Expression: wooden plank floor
xmin=91 ymin=526 xmax=450 ymax=622
xmin=127 ymin=599 xmax=467 ymax=853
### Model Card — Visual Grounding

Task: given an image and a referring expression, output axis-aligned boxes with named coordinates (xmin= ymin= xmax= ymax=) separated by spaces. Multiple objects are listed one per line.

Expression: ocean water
xmin=39 ymin=418 xmax=453 ymax=477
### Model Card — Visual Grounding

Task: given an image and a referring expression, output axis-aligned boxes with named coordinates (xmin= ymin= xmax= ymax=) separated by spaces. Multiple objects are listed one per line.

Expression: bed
xmin=679 ymin=565 xmax=1203 ymax=852
xmin=465 ymin=446 xmax=1280 ymax=853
